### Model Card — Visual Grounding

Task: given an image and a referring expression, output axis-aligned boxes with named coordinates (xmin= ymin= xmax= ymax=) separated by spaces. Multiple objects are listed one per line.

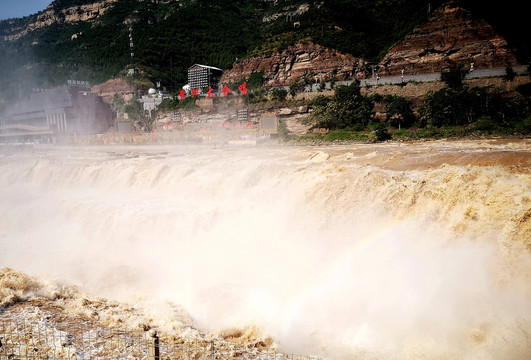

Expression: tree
xmin=420 ymin=88 xmax=468 ymax=127
xmin=306 ymin=81 xmax=374 ymax=129
xmin=504 ymin=65 xmax=517 ymax=81
xmin=288 ymin=77 xmax=306 ymax=98
xmin=247 ymin=71 xmax=265 ymax=90
xmin=382 ymin=95 xmax=415 ymax=129
xmin=277 ymin=121 xmax=290 ymax=139
xmin=419 ymin=85 xmax=525 ymax=127
xmin=124 ymin=100 xmax=154 ymax=131
xmin=112 ymin=93 xmax=125 ymax=110
xmin=373 ymin=122 xmax=391 ymax=141
xmin=440 ymin=64 xmax=467 ymax=89
xmin=271 ymin=88 xmax=288 ymax=101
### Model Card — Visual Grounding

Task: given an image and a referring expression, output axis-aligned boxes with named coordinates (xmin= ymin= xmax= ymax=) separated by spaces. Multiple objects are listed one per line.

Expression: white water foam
xmin=1 ymin=145 xmax=530 ymax=359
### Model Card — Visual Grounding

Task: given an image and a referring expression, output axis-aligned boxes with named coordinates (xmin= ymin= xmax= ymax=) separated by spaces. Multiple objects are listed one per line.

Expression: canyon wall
xmin=377 ymin=5 xmax=521 ymax=76
xmin=2 ymin=0 xmax=118 ymax=41
xmin=221 ymin=42 xmax=366 ymax=88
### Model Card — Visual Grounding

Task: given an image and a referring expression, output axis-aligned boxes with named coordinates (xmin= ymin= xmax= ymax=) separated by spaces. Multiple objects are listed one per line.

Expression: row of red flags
xmin=178 ymin=82 xmax=248 ymax=100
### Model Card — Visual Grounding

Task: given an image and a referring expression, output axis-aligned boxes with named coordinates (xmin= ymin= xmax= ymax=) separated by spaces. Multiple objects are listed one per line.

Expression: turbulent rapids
xmin=1 ymin=139 xmax=530 ymax=359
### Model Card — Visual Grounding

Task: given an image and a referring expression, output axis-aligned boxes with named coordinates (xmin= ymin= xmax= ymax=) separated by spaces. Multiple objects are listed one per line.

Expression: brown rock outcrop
xmin=92 ymin=78 xmax=135 ymax=104
xmin=220 ymin=42 xmax=366 ymax=87
xmin=377 ymin=4 xmax=520 ymax=76
xmin=3 ymin=0 xmax=118 ymax=41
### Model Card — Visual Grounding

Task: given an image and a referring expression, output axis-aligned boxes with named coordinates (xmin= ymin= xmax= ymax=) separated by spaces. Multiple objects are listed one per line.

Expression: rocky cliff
xmin=2 ymin=0 xmax=118 ymax=41
xmin=220 ymin=42 xmax=366 ymax=88
xmin=377 ymin=4 xmax=521 ymax=76
xmin=92 ymin=78 xmax=136 ymax=104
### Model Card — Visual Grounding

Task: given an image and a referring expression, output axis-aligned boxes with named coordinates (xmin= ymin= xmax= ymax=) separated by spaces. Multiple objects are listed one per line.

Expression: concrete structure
xmin=116 ymin=121 xmax=132 ymax=133
xmin=260 ymin=113 xmax=278 ymax=135
xmin=0 ymin=86 xmax=112 ymax=143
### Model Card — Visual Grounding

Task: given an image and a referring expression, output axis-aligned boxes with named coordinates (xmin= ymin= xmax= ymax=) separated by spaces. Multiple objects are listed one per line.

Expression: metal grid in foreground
xmin=0 ymin=320 xmax=321 ymax=360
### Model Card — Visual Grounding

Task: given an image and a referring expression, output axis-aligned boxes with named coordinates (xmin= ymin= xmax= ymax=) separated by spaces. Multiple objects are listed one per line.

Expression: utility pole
xmin=129 ymin=27 xmax=134 ymax=63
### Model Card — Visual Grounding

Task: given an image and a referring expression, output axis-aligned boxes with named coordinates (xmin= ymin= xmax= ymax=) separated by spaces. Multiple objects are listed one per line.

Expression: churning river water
xmin=1 ymin=139 xmax=530 ymax=359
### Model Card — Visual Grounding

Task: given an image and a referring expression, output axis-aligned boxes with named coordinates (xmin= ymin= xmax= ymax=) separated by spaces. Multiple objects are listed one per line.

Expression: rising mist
xmin=1 ymin=142 xmax=530 ymax=360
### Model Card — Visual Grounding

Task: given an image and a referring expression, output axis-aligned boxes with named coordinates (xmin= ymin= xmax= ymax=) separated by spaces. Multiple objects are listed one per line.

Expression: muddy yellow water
xmin=1 ymin=139 xmax=530 ymax=359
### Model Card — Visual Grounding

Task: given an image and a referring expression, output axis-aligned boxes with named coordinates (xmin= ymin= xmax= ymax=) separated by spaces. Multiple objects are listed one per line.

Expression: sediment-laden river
xmin=1 ymin=139 xmax=530 ymax=359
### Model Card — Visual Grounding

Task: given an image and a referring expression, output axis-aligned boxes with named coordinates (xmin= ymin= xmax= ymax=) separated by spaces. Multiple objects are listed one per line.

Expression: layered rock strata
xmin=2 ymin=0 xmax=118 ymax=41
xmin=377 ymin=5 xmax=521 ymax=76
xmin=221 ymin=42 xmax=366 ymax=88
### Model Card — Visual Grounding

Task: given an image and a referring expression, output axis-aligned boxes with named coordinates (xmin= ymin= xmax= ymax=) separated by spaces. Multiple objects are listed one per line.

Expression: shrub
xmin=440 ymin=64 xmax=467 ymax=89
xmin=419 ymin=86 xmax=516 ymax=127
xmin=308 ymin=95 xmax=330 ymax=108
xmin=391 ymin=128 xmax=415 ymax=139
xmin=351 ymin=123 xmax=365 ymax=131
xmin=248 ymin=88 xmax=267 ymax=104
xmin=415 ymin=127 xmax=441 ymax=139
xmin=512 ymin=117 xmax=531 ymax=134
xmin=382 ymin=95 xmax=416 ymax=128
xmin=277 ymin=121 xmax=290 ymax=139
xmin=288 ymin=78 xmax=305 ymax=98
xmin=306 ymin=81 xmax=374 ymax=130
xmin=504 ymin=65 xmax=517 ymax=81
xmin=372 ymin=122 xmax=391 ymax=141
xmin=324 ymin=129 xmax=355 ymax=141
xmin=247 ymin=71 xmax=265 ymax=90
xmin=270 ymin=88 xmax=288 ymax=101
xmin=440 ymin=126 xmax=469 ymax=138
xmin=474 ymin=116 xmax=497 ymax=131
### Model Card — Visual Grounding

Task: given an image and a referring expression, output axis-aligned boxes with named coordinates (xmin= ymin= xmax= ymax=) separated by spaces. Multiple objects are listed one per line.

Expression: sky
xmin=0 ymin=0 xmax=52 ymax=21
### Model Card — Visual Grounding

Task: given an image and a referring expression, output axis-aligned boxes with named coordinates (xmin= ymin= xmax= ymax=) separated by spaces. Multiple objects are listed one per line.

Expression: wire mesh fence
xmin=0 ymin=320 xmax=321 ymax=360
xmin=0 ymin=319 xmax=148 ymax=359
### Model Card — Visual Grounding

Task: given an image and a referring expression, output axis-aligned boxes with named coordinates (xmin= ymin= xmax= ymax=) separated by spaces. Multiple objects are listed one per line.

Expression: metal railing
xmin=0 ymin=320 xmax=320 ymax=360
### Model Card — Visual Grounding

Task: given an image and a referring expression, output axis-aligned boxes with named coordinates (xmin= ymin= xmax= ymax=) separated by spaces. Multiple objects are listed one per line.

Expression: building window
xmin=188 ymin=65 xmax=223 ymax=91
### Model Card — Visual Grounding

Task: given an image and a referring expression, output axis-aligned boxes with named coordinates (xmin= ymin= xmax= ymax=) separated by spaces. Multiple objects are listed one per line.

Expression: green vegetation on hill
xmin=0 ymin=0 xmax=528 ymax=113
xmin=305 ymin=81 xmax=374 ymax=129
xmin=303 ymin=69 xmax=531 ymax=142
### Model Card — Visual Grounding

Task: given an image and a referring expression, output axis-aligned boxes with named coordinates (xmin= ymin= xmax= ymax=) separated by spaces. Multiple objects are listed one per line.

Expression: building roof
xmin=5 ymin=87 xmax=73 ymax=116
xmin=188 ymin=64 xmax=223 ymax=72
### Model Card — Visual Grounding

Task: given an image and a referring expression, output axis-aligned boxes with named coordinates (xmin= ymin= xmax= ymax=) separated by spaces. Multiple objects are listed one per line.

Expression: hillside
xmin=377 ymin=5 xmax=521 ymax=76
xmin=0 ymin=0 xmax=527 ymax=107
xmin=221 ymin=41 xmax=366 ymax=87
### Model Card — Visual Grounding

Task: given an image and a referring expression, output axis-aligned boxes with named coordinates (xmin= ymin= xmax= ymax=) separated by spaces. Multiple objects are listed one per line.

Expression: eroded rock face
xmin=220 ymin=42 xmax=366 ymax=87
xmin=377 ymin=5 xmax=520 ymax=76
xmin=92 ymin=78 xmax=135 ymax=104
xmin=3 ymin=0 xmax=118 ymax=41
